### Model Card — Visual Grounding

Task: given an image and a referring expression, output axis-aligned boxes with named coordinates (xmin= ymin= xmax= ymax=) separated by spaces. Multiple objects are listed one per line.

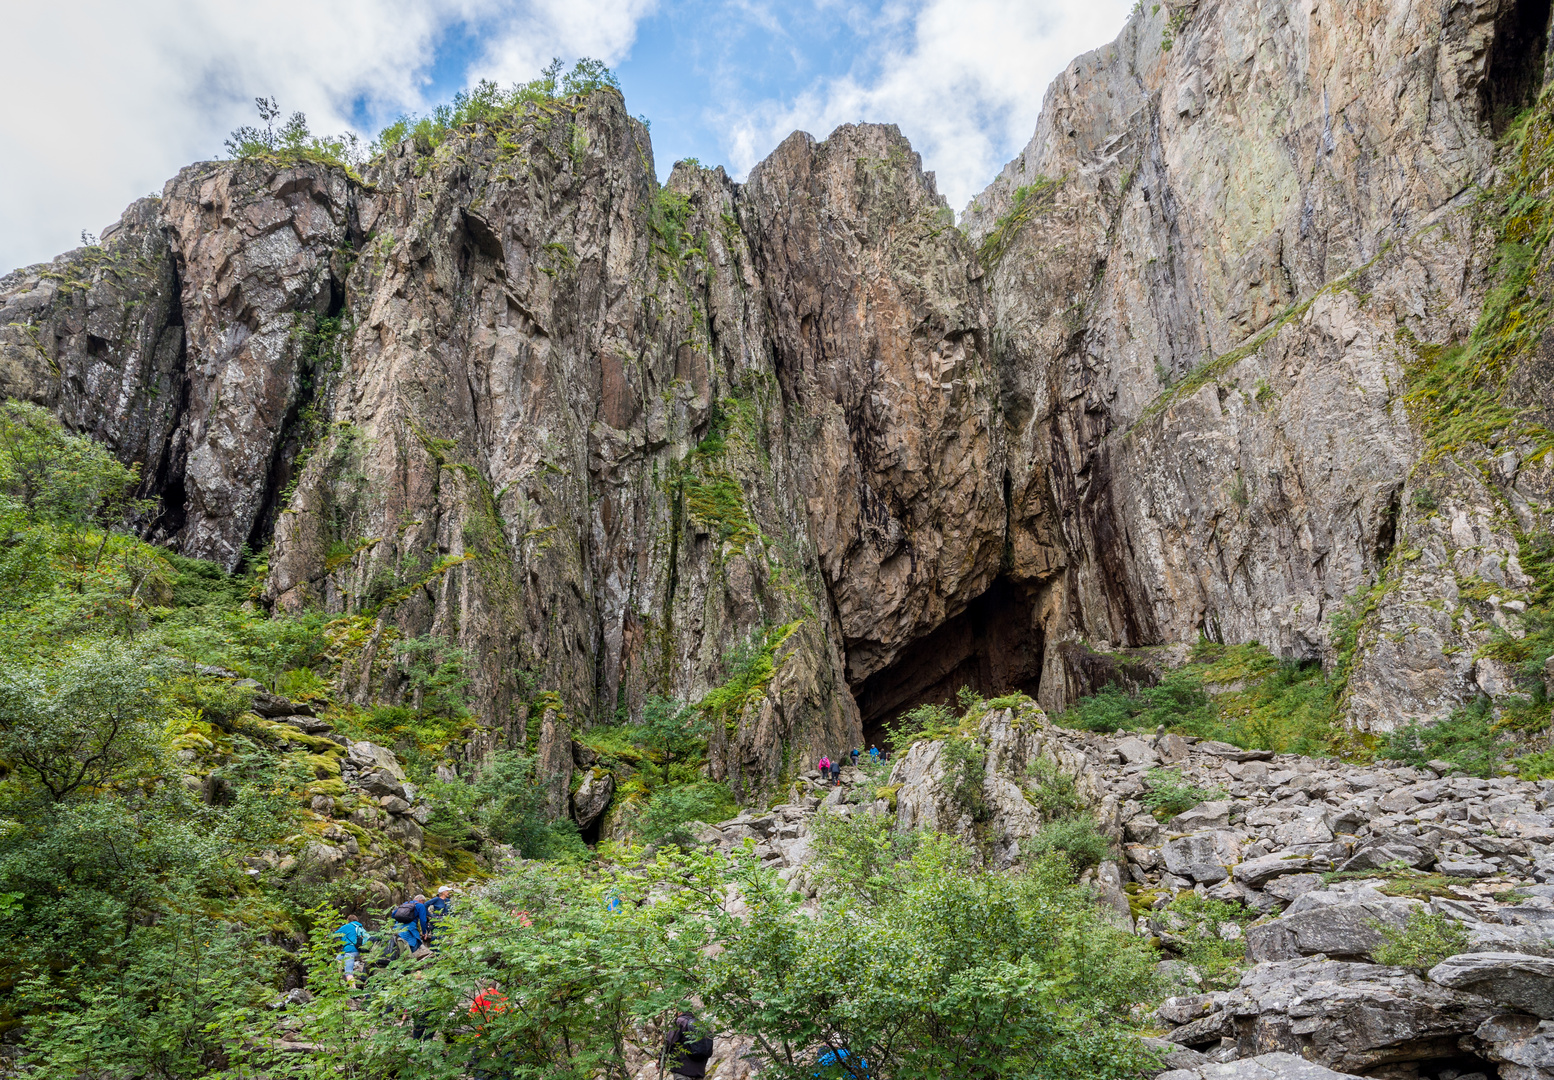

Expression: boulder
xmin=1437 ymin=858 xmax=1498 ymax=878
xmin=1264 ymin=874 xmax=1326 ymax=903
xmin=359 ymin=769 xmax=407 ymax=800
xmin=1163 ymin=831 xmax=1239 ymax=884
xmin=347 ymin=741 xmax=406 ymax=781
xmin=252 ymin=692 xmax=315 ymax=718
xmin=1223 ymin=958 xmax=1501 ymax=1072
xmin=1166 ymin=1009 xmax=1236 ymax=1047
xmin=1171 ymin=801 xmax=1233 ymax=832
xmin=279 ymin=713 xmax=333 ymax=735
xmin=1428 ymin=952 xmax=1554 ymax=1019
xmin=1155 ymin=1051 xmax=1367 ymax=1080
xmin=1247 ymin=885 xmax=1422 ymax=959
xmin=1338 ymin=835 xmax=1434 ymax=872
xmin=1198 ymin=744 xmax=1276 ymax=763
xmin=1158 ymin=994 xmax=1223 ymax=1025
xmin=1474 ymin=1013 xmax=1554 ymax=1080
xmin=1234 ymin=854 xmax=1322 ymax=888
xmin=1116 ymin=737 xmax=1159 ymax=765
xmin=1273 ymin=814 xmax=1334 ymax=847
xmin=572 ymin=768 xmax=615 ymax=829
xmin=1128 ymin=815 xmax=1165 ymax=844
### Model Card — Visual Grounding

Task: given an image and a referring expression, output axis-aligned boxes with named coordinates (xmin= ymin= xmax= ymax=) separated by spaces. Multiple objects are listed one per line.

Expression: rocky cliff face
xmin=3 ymin=0 xmax=1552 ymax=803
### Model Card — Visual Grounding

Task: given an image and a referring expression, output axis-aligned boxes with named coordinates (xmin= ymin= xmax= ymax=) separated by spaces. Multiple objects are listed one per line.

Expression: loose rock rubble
xmin=693 ymin=706 xmax=1554 ymax=1080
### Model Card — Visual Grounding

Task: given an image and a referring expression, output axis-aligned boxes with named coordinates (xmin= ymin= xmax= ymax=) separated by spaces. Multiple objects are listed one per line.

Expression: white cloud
xmin=0 ymin=0 xmax=654 ymax=273
xmin=718 ymin=0 xmax=1133 ymax=213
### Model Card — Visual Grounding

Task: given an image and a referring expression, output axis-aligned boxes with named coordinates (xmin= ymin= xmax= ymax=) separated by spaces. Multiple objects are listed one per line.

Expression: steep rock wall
xmin=3 ymin=0 xmax=1553 ymax=804
xmin=962 ymin=0 xmax=1554 ymax=727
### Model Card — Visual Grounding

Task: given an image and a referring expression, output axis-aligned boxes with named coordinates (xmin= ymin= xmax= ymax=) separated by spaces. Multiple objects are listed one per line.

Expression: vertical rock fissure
xmin=1481 ymin=0 xmax=1552 ymax=136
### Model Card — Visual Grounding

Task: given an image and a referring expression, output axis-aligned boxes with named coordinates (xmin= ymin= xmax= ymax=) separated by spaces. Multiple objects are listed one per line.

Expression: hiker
xmin=663 ymin=1011 xmax=714 ymax=1079
xmin=391 ymin=894 xmax=431 ymax=957
xmin=334 ymin=917 xmax=370 ymax=985
xmin=850 ymin=747 xmax=860 ymax=768
xmin=832 ymin=758 xmax=843 ymax=786
xmin=868 ymin=744 xmax=880 ymax=762
xmin=818 ymin=754 xmax=830 ymax=782
xmin=816 ymin=1037 xmax=868 ymax=1078
xmin=427 ymin=884 xmax=454 ymax=943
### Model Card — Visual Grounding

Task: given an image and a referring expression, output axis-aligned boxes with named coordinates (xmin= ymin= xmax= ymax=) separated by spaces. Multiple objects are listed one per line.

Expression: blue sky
xmin=0 ymin=0 xmax=1133 ymax=272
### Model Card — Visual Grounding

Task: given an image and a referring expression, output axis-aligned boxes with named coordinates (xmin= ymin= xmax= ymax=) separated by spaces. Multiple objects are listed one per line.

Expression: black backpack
xmin=392 ymin=902 xmax=419 ymax=924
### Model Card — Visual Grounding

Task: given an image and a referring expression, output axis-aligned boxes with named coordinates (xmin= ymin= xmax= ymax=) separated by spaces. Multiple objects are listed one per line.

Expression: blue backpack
xmin=336 ymin=921 xmax=367 ymax=949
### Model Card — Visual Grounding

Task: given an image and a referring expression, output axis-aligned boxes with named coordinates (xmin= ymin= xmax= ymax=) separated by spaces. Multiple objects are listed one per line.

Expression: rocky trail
xmin=680 ymin=703 xmax=1554 ymax=1080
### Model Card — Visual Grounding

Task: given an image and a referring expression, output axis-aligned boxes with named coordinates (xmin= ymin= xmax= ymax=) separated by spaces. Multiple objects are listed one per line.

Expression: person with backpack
xmin=391 ymin=894 xmax=431 ymax=957
xmin=334 ymin=918 xmax=370 ymax=986
xmin=662 ymin=1011 xmax=714 ymax=1079
xmin=850 ymin=747 xmax=860 ymax=768
xmin=868 ymin=745 xmax=880 ymax=763
xmin=817 ymin=755 xmax=830 ymax=783
xmin=427 ymin=884 xmax=454 ymax=944
xmin=816 ymin=1042 xmax=868 ymax=1078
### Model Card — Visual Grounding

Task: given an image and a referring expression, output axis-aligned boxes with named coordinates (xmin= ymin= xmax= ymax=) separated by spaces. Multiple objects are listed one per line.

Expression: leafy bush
xmin=1381 ymin=699 xmax=1506 ymax=777
xmin=1026 ymin=814 xmax=1113 ymax=872
xmin=371 ymin=59 xmax=621 ymax=158
xmin=635 ymin=781 xmax=736 ymax=848
xmin=1156 ymin=893 xmax=1253 ymax=987
xmin=1370 ymin=909 xmax=1470 ymax=970
xmin=885 ymin=700 xmax=957 ymax=753
xmin=1142 ymin=767 xmax=1224 ymax=819
xmin=942 ymin=735 xmax=990 ymax=821
xmin=1026 ymin=758 xmax=1086 ymax=820
xmin=225 ymin=96 xmax=363 ymax=167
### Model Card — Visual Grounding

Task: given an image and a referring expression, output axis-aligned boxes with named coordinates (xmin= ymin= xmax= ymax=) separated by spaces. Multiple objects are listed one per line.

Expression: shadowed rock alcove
xmin=851 ymin=576 xmax=1045 ymax=749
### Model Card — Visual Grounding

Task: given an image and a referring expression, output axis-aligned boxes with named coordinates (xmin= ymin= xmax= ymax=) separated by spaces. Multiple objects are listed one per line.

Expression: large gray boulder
xmin=571 ymin=768 xmax=615 ymax=830
xmin=1338 ymin=835 xmax=1435 ymax=872
xmin=1163 ymin=831 xmax=1240 ymax=884
xmin=1474 ymin=1014 xmax=1554 ymax=1080
xmin=1222 ymin=958 xmax=1500 ymax=1072
xmin=1233 ymin=854 xmax=1322 ymax=888
xmin=1245 ymin=885 xmax=1422 ymax=960
xmin=1155 ymin=1051 xmax=1368 ymax=1080
xmin=1429 ymin=952 xmax=1554 ymax=1019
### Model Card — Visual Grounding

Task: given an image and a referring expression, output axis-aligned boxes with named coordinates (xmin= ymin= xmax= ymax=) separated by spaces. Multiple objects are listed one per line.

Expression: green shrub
xmin=1026 ymin=814 xmax=1112 ymax=872
xmin=634 ymin=781 xmax=737 ymax=848
xmin=1381 ymin=699 xmax=1506 ymax=777
xmin=1371 ymin=909 xmax=1470 ymax=970
xmin=885 ymin=701 xmax=957 ymax=752
xmin=1026 ymin=758 xmax=1085 ymax=820
xmin=1157 ymin=894 xmax=1253 ymax=987
xmin=1142 ymin=767 xmax=1224 ymax=820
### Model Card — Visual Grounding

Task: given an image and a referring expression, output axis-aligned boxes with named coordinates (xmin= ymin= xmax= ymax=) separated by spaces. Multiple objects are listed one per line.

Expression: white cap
xmin=436 ymin=884 xmax=453 ymax=894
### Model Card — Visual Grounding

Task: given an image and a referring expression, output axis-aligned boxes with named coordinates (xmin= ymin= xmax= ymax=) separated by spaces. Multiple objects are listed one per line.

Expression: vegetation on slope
xmin=232 ymin=815 xmax=1162 ymax=1080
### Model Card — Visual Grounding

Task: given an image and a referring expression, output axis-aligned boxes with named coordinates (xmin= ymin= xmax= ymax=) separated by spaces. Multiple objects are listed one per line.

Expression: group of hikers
xmin=816 ymin=745 xmax=883 ymax=784
xmin=333 ymin=897 xmax=862 ymax=1078
xmin=333 ymin=883 xmax=456 ymax=986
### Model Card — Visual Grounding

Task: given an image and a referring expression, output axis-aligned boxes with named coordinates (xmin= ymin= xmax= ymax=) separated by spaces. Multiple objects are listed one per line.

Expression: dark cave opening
xmin=852 ymin=576 xmax=1045 ymax=750
xmin=1481 ymin=0 xmax=1552 ymax=136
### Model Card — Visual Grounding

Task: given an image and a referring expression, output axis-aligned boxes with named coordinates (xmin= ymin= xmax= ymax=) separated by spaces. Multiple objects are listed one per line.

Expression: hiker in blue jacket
xmin=392 ymin=894 xmax=431 ymax=955
xmin=334 ymin=918 xmax=370 ymax=985
xmin=816 ymin=1042 xmax=868 ymax=1078
xmin=426 ymin=884 xmax=454 ymax=944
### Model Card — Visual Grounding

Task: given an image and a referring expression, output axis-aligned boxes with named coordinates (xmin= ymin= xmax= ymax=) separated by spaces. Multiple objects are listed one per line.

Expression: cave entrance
xmin=1481 ymin=0 xmax=1551 ymax=136
xmin=852 ymin=576 xmax=1044 ymax=749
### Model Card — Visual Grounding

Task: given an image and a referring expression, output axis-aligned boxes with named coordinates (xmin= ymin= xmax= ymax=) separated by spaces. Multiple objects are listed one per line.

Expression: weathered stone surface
xmin=1429 ymin=952 xmax=1554 ymax=1019
xmin=1163 ymin=832 xmax=1237 ymax=884
xmin=1474 ymin=1014 xmax=1554 ymax=1080
xmin=1171 ymin=801 xmax=1232 ymax=832
xmin=347 ymin=742 xmax=405 ymax=781
xmin=1234 ymin=854 xmax=1321 ymax=888
xmin=1223 ymin=958 xmax=1501 ymax=1071
xmin=1155 ymin=1052 xmax=1368 ymax=1080
xmin=572 ymin=768 xmax=616 ymax=830
xmin=1251 ymin=885 xmax=1423 ymax=959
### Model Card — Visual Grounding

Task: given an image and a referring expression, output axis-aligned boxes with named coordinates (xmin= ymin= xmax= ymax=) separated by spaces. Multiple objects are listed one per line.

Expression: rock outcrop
xmin=5 ymin=0 xmax=1554 ymax=810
